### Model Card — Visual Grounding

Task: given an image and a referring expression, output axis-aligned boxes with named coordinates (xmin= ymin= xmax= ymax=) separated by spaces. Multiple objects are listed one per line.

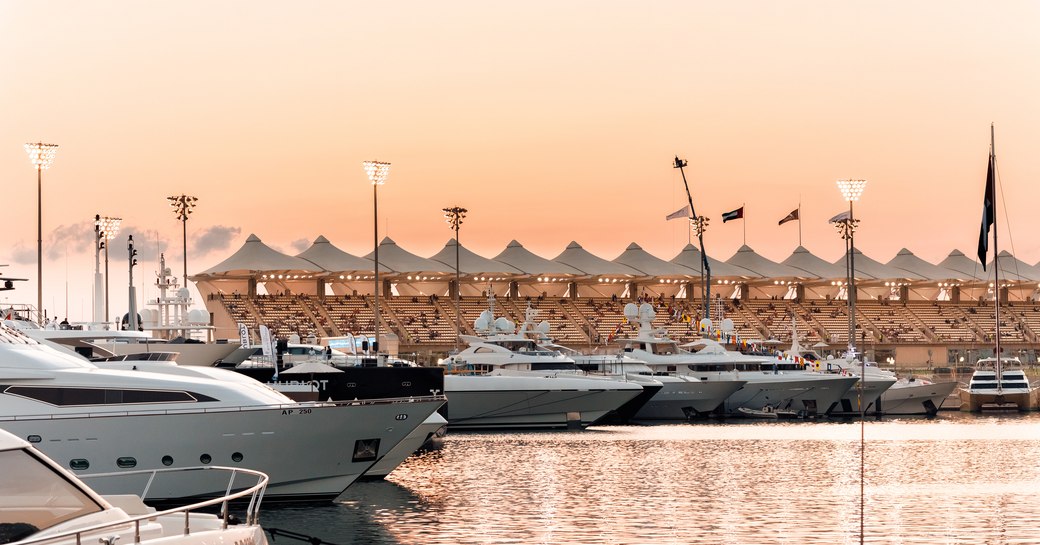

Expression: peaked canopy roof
xmin=669 ymin=244 xmax=756 ymax=278
xmin=429 ymin=239 xmax=523 ymax=276
xmin=492 ymin=240 xmax=584 ymax=276
xmin=781 ymin=246 xmax=846 ymax=279
xmin=613 ymin=243 xmax=698 ymax=277
xmin=553 ymin=242 xmax=641 ymax=276
xmin=992 ymin=250 xmax=1040 ymax=282
xmin=296 ymin=235 xmax=374 ymax=274
xmin=886 ymin=248 xmax=961 ymax=281
xmin=837 ymin=248 xmax=926 ymax=281
xmin=726 ymin=245 xmax=805 ymax=279
xmin=198 ymin=234 xmax=323 ymax=276
xmin=938 ymin=250 xmax=986 ymax=280
xmin=363 ymin=237 xmax=452 ymax=275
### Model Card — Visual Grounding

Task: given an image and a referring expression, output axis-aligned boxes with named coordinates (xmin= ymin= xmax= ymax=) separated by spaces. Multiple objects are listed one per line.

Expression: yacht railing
xmin=13 ymin=465 xmax=269 ymax=545
xmin=0 ymin=395 xmax=446 ymax=422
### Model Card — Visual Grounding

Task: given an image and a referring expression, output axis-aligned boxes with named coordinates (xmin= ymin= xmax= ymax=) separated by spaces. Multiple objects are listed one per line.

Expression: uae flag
xmin=778 ymin=208 xmax=799 ymax=225
xmin=722 ymin=206 xmax=744 ymax=223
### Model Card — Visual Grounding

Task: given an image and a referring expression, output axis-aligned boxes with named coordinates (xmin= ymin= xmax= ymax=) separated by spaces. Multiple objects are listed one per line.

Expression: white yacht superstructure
xmin=439 ymin=307 xmax=643 ymax=429
xmin=959 ymin=357 xmax=1039 ymax=411
xmin=0 ymin=323 xmax=444 ymax=503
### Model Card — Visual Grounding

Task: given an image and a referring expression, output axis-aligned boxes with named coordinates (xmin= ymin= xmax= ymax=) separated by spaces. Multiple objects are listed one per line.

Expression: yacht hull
xmin=698 ymin=373 xmax=859 ymax=416
xmin=443 ymin=375 xmax=642 ymax=429
xmin=633 ymin=378 xmax=746 ymax=419
xmin=878 ymin=380 xmax=958 ymax=415
xmin=0 ymin=398 xmax=444 ymax=502
xmin=959 ymin=389 xmax=1040 ymax=412
xmin=361 ymin=412 xmax=448 ymax=480
xmin=827 ymin=377 xmax=897 ymax=416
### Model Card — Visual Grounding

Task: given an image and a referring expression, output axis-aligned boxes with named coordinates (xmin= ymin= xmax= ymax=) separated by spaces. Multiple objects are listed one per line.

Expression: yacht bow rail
xmin=13 ymin=465 xmax=268 ymax=545
xmin=0 ymin=395 xmax=446 ymax=422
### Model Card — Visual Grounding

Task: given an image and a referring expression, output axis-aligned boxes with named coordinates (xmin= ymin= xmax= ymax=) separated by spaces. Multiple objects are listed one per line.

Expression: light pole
xmin=167 ymin=195 xmax=198 ymax=288
xmin=691 ymin=214 xmax=710 ymax=317
xmin=835 ymin=177 xmax=866 ymax=545
xmin=443 ymin=206 xmax=467 ymax=353
xmin=127 ymin=234 xmax=139 ymax=331
xmin=25 ymin=142 xmax=58 ymax=323
xmin=835 ymin=179 xmax=866 ymax=359
xmin=97 ymin=216 xmax=121 ymax=327
xmin=363 ymin=161 xmax=391 ymax=357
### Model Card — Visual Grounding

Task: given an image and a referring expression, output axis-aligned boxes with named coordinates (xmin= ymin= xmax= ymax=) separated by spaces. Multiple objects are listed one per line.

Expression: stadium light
xmin=364 ymin=160 xmax=391 ymax=357
xmin=167 ymin=195 xmax=198 ymax=287
xmin=443 ymin=206 xmax=468 ymax=352
xmin=25 ymin=142 xmax=58 ymax=323
xmin=96 ymin=216 xmax=121 ymax=327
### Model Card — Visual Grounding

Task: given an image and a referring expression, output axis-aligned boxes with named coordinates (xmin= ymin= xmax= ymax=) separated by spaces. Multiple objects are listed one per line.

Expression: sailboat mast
xmin=674 ymin=156 xmax=711 ymax=318
xmin=991 ymin=124 xmax=1002 ymax=389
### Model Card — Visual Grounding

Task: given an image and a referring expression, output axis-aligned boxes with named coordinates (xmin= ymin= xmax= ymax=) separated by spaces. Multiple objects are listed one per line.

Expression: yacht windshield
xmin=0 ymin=449 xmax=104 ymax=539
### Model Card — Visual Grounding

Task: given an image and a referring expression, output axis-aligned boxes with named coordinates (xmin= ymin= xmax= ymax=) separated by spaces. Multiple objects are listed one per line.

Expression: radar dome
xmin=187 ymin=309 xmax=208 ymax=324
xmin=721 ymin=318 xmax=734 ymax=333
xmin=638 ymin=303 xmax=656 ymax=322
xmin=177 ymin=287 xmax=190 ymax=299
xmin=623 ymin=303 xmax=638 ymax=320
xmin=536 ymin=321 xmax=550 ymax=335
xmin=494 ymin=317 xmax=514 ymax=333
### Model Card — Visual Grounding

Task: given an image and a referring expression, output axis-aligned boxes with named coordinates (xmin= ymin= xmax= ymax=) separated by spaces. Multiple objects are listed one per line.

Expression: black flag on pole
xmin=978 ymin=153 xmax=995 ymax=270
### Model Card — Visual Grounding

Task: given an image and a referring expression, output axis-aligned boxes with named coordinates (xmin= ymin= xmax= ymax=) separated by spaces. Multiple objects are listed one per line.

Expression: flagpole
xmin=742 ymin=202 xmax=747 ymax=246
xmin=991 ymin=123 xmax=1001 ymax=389
xmin=798 ymin=199 xmax=803 ymax=247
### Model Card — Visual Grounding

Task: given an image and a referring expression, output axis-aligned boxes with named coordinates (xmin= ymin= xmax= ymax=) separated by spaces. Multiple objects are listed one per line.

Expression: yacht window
xmin=652 ymin=344 xmax=678 ymax=356
xmin=0 ymin=449 xmax=104 ymax=535
xmin=69 ymin=459 xmax=89 ymax=471
xmin=161 ymin=456 xmax=174 ymax=466
xmin=200 ymin=454 xmax=212 ymax=464
xmin=531 ymin=363 xmax=577 ymax=371
xmin=3 ymin=386 xmax=215 ymax=406
xmin=115 ymin=457 xmax=137 ymax=469
xmin=473 ymin=347 xmax=495 ymax=354
xmin=232 ymin=452 xmax=244 ymax=463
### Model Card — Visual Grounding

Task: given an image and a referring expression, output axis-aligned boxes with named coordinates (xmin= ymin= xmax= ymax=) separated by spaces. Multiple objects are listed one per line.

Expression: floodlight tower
xmin=96 ymin=216 xmax=122 ymax=326
xmin=167 ymin=195 xmax=198 ymax=287
xmin=835 ymin=179 xmax=867 ymax=359
xmin=363 ymin=161 xmax=391 ymax=356
xmin=25 ymin=142 xmax=58 ymax=323
xmin=443 ymin=206 xmax=468 ymax=352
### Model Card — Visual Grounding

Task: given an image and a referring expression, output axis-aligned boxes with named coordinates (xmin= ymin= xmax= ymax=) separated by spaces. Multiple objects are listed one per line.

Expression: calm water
xmin=261 ymin=413 xmax=1040 ymax=544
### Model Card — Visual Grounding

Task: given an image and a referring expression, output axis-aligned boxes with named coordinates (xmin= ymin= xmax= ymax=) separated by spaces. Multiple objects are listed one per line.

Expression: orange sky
xmin=2 ymin=1 xmax=1039 ymax=321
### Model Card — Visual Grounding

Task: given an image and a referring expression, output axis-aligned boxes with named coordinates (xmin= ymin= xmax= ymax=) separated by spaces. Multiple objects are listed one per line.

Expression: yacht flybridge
xmin=0 ymin=323 xmax=445 ymax=503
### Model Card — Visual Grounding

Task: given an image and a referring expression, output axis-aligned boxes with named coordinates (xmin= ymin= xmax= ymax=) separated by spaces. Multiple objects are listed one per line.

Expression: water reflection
xmin=263 ymin=413 xmax=1040 ymax=544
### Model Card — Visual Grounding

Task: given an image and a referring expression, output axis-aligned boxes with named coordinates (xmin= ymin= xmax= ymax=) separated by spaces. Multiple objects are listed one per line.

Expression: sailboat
xmin=959 ymin=126 xmax=1040 ymax=412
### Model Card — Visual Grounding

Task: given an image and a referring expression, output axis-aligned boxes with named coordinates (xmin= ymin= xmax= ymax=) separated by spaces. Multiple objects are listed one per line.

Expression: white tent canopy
xmin=429 ymin=239 xmax=523 ymax=276
xmin=198 ymin=234 xmax=324 ymax=276
xmin=363 ymin=237 xmax=453 ymax=275
xmin=492 ymin=240 xmax=584 ymax=276
xmin=780 ymin=246 xmax=845 ymax=279
xmin=726 ymin=245 xmax=805 ymax=279
xmin=613 ymin=243 xmax=698 ymax=277
xmin=296 ymin=235 xmax=374 ymax=274
xmin=669 ymin=244 xmax=756 ymax=278
xmin=553 ymin=242 xmax=641 ymax=276
xmin=837 ymin=248 xmax=926 ymax=281
xmin=886 ymin=248 xmax=961 ymax=281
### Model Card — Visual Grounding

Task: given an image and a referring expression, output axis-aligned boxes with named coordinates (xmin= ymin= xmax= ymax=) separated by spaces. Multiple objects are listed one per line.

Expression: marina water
xmin=262 ymin=413 xmax=1040 ymax=544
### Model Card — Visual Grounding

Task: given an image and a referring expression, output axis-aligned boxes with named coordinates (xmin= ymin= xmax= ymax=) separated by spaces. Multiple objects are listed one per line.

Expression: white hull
xmin=827 ymin=377 xmax=897 ymax=415
xmin=690 ymin=372 xmax=859 ymax=415
xmin=363 ymin=412 xmax=448 ymax=479
xmin=878 ymin=380 xmax=959 ymax=415
xmin=0 ymin=398 xmax=443 ymax=502
xmin=633 ymin=378 xmax=746 ymax=419
xmin=96 ymin=340 xmax=240 ymax=366
xmin=443 ymin=375 xmax=641 ymax=429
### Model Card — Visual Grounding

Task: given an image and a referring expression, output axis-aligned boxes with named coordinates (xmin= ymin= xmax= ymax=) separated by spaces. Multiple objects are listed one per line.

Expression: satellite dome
xmin=638 ymin=303 xmax=656 ymax=322
xmin=721 ymin=318 xmax=734 ymax=333
xmin=623 ymin=303 xmax=638 ymax=320
xmin=699 ymin=318 xmax=712 ymax=331
xmin=187 ymin=309 xmax=208 ymax=324
xmin=536 ymin=321 xmax=550 ymax=334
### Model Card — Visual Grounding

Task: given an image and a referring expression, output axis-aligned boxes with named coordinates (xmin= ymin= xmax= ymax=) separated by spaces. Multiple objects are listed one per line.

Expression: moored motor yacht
xmin=439 ymin=307 xmax=644 ymax=429
xmin=617 ymin=303 xmax=858 ymax=416
xmin=959 ymin=357 xmax=1039 ymax=412
xmin=784 ymin=334 xmax=895 ymax=416
xmin=0 ymin=323 xmax=445 ymax=503
xmin=0 ymin=427 xmax=268 ymax=545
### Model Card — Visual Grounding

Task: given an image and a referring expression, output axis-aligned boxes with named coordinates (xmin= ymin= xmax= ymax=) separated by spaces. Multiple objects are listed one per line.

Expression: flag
xmin=978 ymin=153 xmax=995 ymax=270
xmin=666 ymin=204 xmax=691 ymax=221
xmin=828 ymin=210 xmax=851 ymax=223
xmin=778 ymin=208 xmax=799 ymax=225
xmin=722 ymin=206 xmax=744 ymax=223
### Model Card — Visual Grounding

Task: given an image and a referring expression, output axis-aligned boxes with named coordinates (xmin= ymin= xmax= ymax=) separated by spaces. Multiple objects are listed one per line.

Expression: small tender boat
xmin=736 ymin=405 xmax=801 ymax=419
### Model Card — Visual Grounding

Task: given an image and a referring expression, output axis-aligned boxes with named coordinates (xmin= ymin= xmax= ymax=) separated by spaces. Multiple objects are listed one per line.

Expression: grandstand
xmin=192 ymin=234 xmax=1040 ymax=368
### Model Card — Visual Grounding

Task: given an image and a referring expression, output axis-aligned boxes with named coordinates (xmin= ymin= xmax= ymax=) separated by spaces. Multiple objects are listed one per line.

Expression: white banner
xmin=259 ymin=325 xmax=274 ymax=360
xmin=238 ymin=323 xmax=250 ymax=348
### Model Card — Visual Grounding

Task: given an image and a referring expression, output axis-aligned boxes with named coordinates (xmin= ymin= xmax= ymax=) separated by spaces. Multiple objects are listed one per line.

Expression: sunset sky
xmin=2 ymin=1 xmax=1039 ymax=321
